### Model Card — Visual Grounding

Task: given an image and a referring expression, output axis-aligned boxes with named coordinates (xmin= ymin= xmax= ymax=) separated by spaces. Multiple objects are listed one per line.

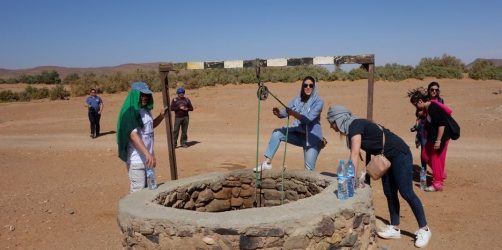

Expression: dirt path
xmin=1 ymin=79 xmax=501 ymax=249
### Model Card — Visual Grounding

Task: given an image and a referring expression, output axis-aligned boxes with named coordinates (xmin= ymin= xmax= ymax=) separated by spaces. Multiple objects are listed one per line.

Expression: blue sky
xmin=1 ymin=0 xmax=501 ymax=69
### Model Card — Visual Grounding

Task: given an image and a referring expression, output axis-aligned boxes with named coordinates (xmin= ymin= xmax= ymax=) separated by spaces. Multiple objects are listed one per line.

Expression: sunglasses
xmin=429 ymin=88 xmax=439 ymax=92
xmin=303 ymin=83 xmax=314 ymax=88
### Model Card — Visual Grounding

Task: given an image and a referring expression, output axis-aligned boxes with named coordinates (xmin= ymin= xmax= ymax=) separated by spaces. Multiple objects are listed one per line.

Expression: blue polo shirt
xmin=86 ymin=96 xmax=102 ymax=112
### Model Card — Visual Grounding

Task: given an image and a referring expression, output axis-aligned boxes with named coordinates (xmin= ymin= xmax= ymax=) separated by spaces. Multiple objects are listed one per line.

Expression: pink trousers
xmin=422 ymin=139 xmax=449 ymax=190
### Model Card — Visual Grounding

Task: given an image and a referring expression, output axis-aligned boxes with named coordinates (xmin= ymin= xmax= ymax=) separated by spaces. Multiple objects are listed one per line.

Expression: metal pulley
xmin=257 ymin=81 xmax=269 ymax=100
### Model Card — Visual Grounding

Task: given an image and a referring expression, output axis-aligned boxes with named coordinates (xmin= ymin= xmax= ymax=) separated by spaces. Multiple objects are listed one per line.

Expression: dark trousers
xmin=381 ymin=151 xmax=427 ymax=228
xmin=173 ymin=116 xmax=189 ymax=146
xmin=88 ymin=111 xmax=101 ymax=136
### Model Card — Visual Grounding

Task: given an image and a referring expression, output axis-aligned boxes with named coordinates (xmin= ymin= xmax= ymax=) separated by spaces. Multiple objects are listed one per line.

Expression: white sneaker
xmin=377 ymin=225 xmax=401 ymax=239
xmin=254 ymin=161 xmax=272 ymax=172
xmin=415 ymin=226 xmax=432 ymax=248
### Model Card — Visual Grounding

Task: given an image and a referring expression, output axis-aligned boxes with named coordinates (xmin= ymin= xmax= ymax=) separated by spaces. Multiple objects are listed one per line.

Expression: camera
xmin=410 ymin=125 xmax=417 ymax=132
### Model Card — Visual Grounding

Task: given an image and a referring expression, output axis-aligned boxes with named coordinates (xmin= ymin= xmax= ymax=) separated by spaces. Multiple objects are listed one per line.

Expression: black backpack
xmin=447 ymin=116 xmax=460 ymax=140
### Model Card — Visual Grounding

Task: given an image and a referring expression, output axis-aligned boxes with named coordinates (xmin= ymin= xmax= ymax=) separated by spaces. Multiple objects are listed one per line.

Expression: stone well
xmin=118 ymin=170 xmax=377 ymax=249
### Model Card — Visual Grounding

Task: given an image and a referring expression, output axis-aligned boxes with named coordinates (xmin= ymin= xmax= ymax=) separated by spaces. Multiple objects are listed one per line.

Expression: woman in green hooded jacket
xmin=117 ymin=81 xmax=166 ymax=193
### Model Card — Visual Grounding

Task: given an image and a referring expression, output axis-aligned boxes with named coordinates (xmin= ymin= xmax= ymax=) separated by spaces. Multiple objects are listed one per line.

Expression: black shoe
xmin=90 ymin=134 xmax=95 ymax=139
xmin=181 ymin=144 xmax=188 ymax=148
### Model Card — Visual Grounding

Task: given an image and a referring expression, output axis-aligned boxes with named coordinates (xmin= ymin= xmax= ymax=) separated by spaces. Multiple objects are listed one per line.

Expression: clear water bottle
xmin=346 ymin=159 xmax=355 ymax=197
xmin=420 ymin=166 xmax=427 ymax=190
xmin=146 ymin=167 xmax=157 ymax=190
xmin=337 ymin=160 xmax=348 ymax=200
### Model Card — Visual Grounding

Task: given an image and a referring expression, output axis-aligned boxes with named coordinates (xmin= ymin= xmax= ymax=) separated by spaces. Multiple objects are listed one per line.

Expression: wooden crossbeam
xmin=167 ymin=54 xmax=374 ymax=70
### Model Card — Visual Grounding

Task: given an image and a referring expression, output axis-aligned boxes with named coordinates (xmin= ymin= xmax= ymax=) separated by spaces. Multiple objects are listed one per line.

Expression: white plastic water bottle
xmin=337 ymin=160 xmax=348 ymax=200
xmin=346 ymin=160 xmax=355 ymax=197
xmin=420 ymin=166 xmax=427 ymax=190
xmin=146 ymin=167 xmax=157 ymax=190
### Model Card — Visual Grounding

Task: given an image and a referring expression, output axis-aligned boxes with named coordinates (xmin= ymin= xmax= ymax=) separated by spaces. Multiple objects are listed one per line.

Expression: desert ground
xmin=1 ymin=78 xmax=502 ymax=249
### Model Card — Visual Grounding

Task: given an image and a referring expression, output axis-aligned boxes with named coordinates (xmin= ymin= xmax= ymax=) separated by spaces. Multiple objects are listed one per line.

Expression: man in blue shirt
xmin=85 ymin=88 xmax=104 ymax=138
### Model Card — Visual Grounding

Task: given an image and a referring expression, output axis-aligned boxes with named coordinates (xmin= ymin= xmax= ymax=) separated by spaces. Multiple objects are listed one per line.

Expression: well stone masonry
xmin=118 ymin=170 xmax=377 ymax=249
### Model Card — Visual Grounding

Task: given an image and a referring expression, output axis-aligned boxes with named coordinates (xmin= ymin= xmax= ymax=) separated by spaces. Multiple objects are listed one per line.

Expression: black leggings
xmin=88 ymin=111 xmax=101 ymax=136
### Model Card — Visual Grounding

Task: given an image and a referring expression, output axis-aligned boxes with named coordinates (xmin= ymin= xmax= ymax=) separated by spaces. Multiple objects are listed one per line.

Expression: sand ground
xmin=1 ymin=78 xmax=502 ymax=249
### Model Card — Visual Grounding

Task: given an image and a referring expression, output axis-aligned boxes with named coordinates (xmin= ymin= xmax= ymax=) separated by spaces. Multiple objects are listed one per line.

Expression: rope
xmin=254 ymin=85 xmax=264 ymax=207
xmin=266 ymin=90 xmax=288 ymax=108
xmin=253 ymin=59 xmax=289 ymax=207
xmin=254 ymin=59 xmax=263 ymax=207
xmin=280 ymin=116 xmax=289 ymax=204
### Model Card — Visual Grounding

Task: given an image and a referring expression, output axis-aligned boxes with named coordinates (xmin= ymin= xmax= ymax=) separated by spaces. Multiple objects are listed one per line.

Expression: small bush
xmin=0 ymin=90 xmax=19 ymax=102
xmin=49 ymin=85 xmax=70 ymax=100
xmin=63 ymin=73 xmax=80 ymax=84
xmin=70 ymin=73 xmax=99 ymax=96
xmin=20 ymin=85 xmax=49 ymax=100
xmin=347 ymin=67 xmax=368 ymax=81
xmin=38 ymin=70 xmax=61 ymax=84
xmin=415 ymin=54 xmax=464 ymax=79
xmin=468 ymin=60 xmax=502 ymax=80
xmin=376 ymin=63 xmax=415 ymax=81
xmin=0 ymin=86 xmax=51 ymax=102
xmin=330 ymin=67 xmax=349 ymax=81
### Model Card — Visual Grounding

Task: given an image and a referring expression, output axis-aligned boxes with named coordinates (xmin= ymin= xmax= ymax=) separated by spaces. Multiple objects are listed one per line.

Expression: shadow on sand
xmin=95 ymin=130 xmax=116 ymax=138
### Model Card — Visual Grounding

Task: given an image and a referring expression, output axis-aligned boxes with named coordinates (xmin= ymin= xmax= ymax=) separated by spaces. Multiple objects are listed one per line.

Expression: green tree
xmin=63 ymin=73 xmax=80 ymax=84
xmin=468 ymin=60 xmax=502 ymax=80
xmin=38 ymin=70 xmax=61 ymax=84
xmin=49 ymin=85 xmax=70 ymax=100
xmin=415 ymin=54 xmax=464 ymax=79
xmin=0 ymin=90 xmax=19 ymax=102
xmin=347 ymin=67 xmax=368 ymax=81
xmin=376 ymin=63 xmax=415 ymax=81
xmin=18 ymin=74 xmax=36 ymax=84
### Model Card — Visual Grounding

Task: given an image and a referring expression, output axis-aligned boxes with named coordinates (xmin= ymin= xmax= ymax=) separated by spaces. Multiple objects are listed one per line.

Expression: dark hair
xmin=90 ymin=88 xmax=96 ymax=93
xmin=409 ymin=88 xmax=429 ymax=104
xmin=301 ymin=76 xmax=316 ymax=102
xmin=427 ymin=81 xmax=440 ymax=91
xmin=427 ymin=81 xmax=444 ymax=103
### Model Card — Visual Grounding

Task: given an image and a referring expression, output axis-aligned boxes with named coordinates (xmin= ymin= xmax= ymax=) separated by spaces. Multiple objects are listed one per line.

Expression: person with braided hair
xmin=409 ymin=89 xmax=452 ymax=192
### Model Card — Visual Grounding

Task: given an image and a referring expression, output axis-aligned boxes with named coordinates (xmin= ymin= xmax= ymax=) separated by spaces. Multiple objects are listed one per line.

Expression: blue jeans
xmin=264 ymin=128 xmax=320 ymax=171
xmin=381 ymin=151 xmax=427 ymax=228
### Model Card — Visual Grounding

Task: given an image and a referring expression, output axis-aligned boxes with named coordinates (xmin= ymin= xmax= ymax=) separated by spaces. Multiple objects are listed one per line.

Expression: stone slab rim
xmin=118 ymin=169 xmax=373 ymax=230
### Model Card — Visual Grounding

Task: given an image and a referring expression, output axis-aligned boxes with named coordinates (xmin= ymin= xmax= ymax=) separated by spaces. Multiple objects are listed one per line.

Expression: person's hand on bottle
xmin=357 ymin=172 xmax=366 ymax=188
xmin=145 ymin=153 xmax=156 ymax=168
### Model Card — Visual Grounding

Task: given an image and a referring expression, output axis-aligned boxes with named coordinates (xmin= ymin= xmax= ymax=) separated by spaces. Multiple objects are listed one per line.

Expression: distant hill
xmin=466 ymin=58 xmax=502 ymax=69
xmin=0 ymin=62 xmax=167 ymax=79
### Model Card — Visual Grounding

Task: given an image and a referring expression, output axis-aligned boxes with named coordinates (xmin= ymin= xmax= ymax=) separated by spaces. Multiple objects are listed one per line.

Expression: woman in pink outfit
xmin=409 ymin=89 xmax=453 ymax=192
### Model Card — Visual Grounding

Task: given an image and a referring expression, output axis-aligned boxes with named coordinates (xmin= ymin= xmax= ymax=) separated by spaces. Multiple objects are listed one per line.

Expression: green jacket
xmin=116 ymin=90 xmax=153 ymax=162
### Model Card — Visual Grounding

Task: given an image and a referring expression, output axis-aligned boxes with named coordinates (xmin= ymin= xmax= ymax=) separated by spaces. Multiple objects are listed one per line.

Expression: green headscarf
xmin=116 ymin=89 xmax=154 ymax=162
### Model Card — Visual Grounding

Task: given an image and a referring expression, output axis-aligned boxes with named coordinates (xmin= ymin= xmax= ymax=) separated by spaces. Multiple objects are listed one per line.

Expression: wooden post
xmin=364 ymin=61 xmax=375 ymax=185
xmin=159 ymin=64 xmax=178 ymax=180
xmin=366 ymin=63 xmax=375 ymax=121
